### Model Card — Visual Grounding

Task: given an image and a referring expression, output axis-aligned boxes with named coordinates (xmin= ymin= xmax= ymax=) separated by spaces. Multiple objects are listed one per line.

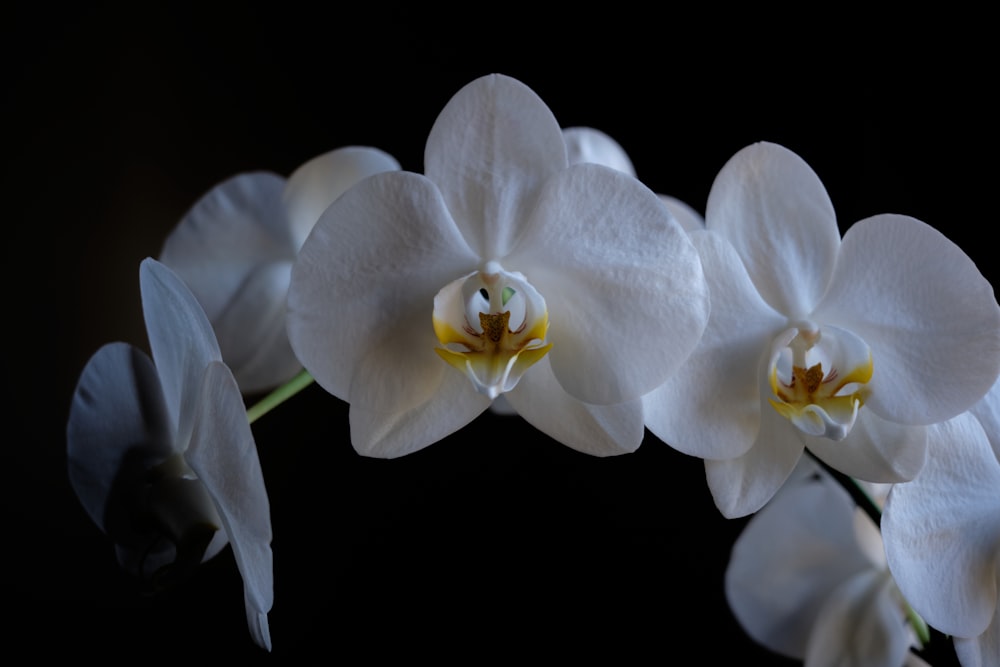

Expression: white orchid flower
xmin=159 ymin=146 xmax=400 ymax=394
xmin=643 ymin=141 xmax=1000 ymax=517
xmin=287 ymin=74 xmax=710 ymax=458
xmin=726 ymin=459 xmax=929 ymax=667
xmin=882 ymin=378 xmax=1000 ymax=667
xmin=67 ymin=258 xmax=273 ymax=651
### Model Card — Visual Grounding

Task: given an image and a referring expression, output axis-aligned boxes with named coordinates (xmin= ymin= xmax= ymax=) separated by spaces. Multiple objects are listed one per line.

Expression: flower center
xmin=766 ymin=322 xmax=873 ymax=440
xmin=432 ymin=261 xmax=552 ymax=399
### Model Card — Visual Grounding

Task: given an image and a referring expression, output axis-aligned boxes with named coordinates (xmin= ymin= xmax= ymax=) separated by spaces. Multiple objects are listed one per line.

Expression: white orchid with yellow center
xmin=643 ymin=141 xmax=1000 ymax=518
xmin=159 ymin=146 xmax=399 ymax=394
xmin=287 ymin=74 xmax=710 ymax=458
xmin=67 ymin=258 xmax=273 ymax=651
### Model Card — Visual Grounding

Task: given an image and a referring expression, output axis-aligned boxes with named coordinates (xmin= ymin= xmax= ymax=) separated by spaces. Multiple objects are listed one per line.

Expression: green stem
xmin=245 ymin=369 xmax=315 ymax=424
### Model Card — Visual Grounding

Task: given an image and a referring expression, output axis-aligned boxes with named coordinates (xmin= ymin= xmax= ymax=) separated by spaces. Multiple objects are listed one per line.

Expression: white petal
xmin=804 ymin=410 xmax=927 ymax=483
xmin=139 ymin=258 xmax=222 ymax=450
xmin=562 ymin=126 xmax=636 ymax=176
xmin=283 ymin=146 xmax=401 ymax=251
xmin=207 ymin=261 xmax=301 ymax=394
xmin=184 ymin=361 xmax=273 ymax=651
xmin=287 ymin=171 xmax=480 ymax=406
xmin=725 ymin=473 xmax=871 ymax=658
xmin=706 ymin=403 xmax=805 ymax=518
xmin=882 ymin=411 xmax=1000 ymax=638
xmin=804 ymin=570 xmax=911 ymax=667
xmin=969 ymin=376 xmax=1000 ymax=463
xmin=159 ymin=172 xmax=293 ymax=320
xmin=504 ymin=357 xmax=645 ymax=456
xmin=348 ymin=369 xmax=491 ymax=458
xmin=955 ymin=614 xmax=1000 ymax=667
xmin=424 ymin=73 xmax=567 ymax=259
xmin=815 ymin=213 xmax=1000 ymax=425
xmin=644 ymin=229 xmax=785 ymax=460
xmin=511 ymin=163 xmax=710 ymax=404
xmin=66 ymin=343 xmax=175 ymax=537
xmin=659 ymin=194 xmax=704 ymax=231
xmin=705 ymin=141 xmax=840 ymax=319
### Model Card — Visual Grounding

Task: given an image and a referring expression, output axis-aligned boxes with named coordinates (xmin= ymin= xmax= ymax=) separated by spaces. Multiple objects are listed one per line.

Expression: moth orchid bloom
xmin=726 ymin=460 xmax=929 ymax=667
xmin=287 ymin=74 xmax=710 ymax=458
xmin=160 ymin=146 xmax=400 ymax=394
xmin=883 ymin=378 xmax=1000 ymax=667
xmin=562 ymin=125 xmax=704 ymax=231
xmin=643 ymin=141 xmax=1000 ymax=517
xmin=67 ymin=258 xmax=273 ymax=651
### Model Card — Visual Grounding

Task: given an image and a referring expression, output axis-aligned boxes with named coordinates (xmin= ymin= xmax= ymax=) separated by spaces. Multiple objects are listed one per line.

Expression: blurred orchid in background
xmin=883 ymin=378 xmax=1000 ymax=667
xmin=642 ymin=141 xmax=1000 ymax=518
xmin=726 ymin=458 xmax=930 ymax=666
xmin=159 ymin=146 xmax=400 ymax=394
xmin=67 ymin=258 xmax=273 ymax=651
xmin=287 ymin=74 xmax=710 ymax=458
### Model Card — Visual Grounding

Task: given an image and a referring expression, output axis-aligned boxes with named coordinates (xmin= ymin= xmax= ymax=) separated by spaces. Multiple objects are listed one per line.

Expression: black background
xmin=5 ymin=5 xmax=990 ymax=664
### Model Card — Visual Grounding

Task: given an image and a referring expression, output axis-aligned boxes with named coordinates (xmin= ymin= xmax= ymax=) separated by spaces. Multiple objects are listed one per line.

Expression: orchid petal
xmin=725 ymin=474 xmax=871 ymax=658
xmin=882 ymin=411 xmax=1000 ymax=638
xmin=184 ymin=361 xmax=273 ymax=651
xmin=287 ymin=171 xmax=479 ymax=404
xmin=706 ymin=402 xmax=805 ymax=518
xmin=955 ymin=615 xmax=1000 ymax=667
xmin=66 ymin=343 xmax=175 ymax=538
xmin=816 ymin=213 xmax=1000 ymax=425
xmin=969 ymin=377 xmax=1000 ymax=462
xmin=159 ymin=172 xmax=292 ymax=319
xmin=511 ymin=163 xmax=710 ymax=404
xmin=208 ymin=261 xmax=300 ymax=394
xmin=562 ymin=126 xmax=636 ymax=176
xmin=804 ymin=410 xmax=927 ymax=483
xmin=139 ymin=258 xmax=222 ymax=452
xmin=705 ymin=141 xmax=839 ymax=319
xmin=424 ymin=73 xmax=567 ymax=259
xmin=504 ymin=357 xmax=645 ymax=456
xmin=804 ymin=570 xmax=911 ymax=667
xmin=644 ymin=229 xmax=783 ymax=460
xmin=348 ymin=369 xmax=491 ymax=458
xmin=283 ymin=146 xmax=401 ymax=251
xmin=659 ymin=194 xmax=704 ymax=231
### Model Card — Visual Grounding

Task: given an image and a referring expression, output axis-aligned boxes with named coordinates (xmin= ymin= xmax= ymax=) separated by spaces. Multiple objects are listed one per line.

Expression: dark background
xmin=5 ymin=5 xmax=989 ymax=664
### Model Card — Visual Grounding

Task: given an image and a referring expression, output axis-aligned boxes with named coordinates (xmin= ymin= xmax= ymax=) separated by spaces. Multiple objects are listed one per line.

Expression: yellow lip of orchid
xmin=767 ymin=322 xmax=874 ymax=440
xmin=433 ymin=261 xmax=552 ymax=400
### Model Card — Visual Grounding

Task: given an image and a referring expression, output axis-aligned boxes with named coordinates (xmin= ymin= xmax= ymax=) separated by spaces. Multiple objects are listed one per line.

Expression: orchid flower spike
xmin=287 ymin=73 xmax=710 ymax=458
xmin=159 ymin=146 xmax=400 ymax=394
xmin=643 ymin=141 xmax=1000 ymax=517
xmin=883 ymin=377 xmax=1000 ymax=667
xmin=67 ymin=258 xmax=274 ymax=651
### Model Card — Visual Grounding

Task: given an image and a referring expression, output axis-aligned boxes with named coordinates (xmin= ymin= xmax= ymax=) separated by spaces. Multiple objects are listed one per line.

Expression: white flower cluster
xmin=67 ymin=74 xmax=1000 ymax=665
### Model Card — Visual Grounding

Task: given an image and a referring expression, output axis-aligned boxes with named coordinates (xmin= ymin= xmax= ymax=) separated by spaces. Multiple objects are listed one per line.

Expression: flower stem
xmin=246 ymin=369 xmax=315 ymax=424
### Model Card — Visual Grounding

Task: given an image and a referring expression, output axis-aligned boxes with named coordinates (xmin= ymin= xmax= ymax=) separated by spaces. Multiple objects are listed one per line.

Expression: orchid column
xmin=287 ymin=74 xmax=711 ymax=458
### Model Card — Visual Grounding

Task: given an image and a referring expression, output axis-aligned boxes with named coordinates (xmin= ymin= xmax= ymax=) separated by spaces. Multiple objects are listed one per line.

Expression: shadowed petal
xmin=140 ymin=258 xmax=223 ymax=450
xmin=185 ymin=361 xmax=273 ymax=651
xmin=804 ymin=410 xmax=927 ymax=483
xmin=283 ymin=146 xmax=401 ymax=251
xmin=505 ymin=356 xmax=645 ymax=456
